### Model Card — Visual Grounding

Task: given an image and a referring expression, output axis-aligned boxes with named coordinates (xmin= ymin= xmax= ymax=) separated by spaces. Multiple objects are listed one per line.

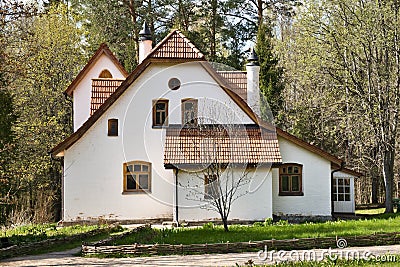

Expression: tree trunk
xmin=371 ymin=169 xmax=379 ymax=204
xmin=383 ymin=148 xmax=395 ymax=213
xmin=222 ymin=217 xmax=229 ymax=232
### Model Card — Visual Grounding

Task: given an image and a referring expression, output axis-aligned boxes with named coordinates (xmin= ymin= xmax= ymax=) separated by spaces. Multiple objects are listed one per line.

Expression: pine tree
xmin=256 ymin=22 xmax=284 ymax=120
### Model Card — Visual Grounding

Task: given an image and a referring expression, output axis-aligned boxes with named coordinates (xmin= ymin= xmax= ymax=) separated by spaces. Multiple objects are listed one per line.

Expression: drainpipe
xmin=331 ymin=161 xmax=345 ymax=218
xmin=175 ymin=168 xmax=179 ymax=226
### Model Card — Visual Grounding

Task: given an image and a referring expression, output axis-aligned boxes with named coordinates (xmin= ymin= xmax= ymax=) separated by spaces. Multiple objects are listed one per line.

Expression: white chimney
xmin=246 ymin=47 xmax=261 ymax=116
xmin=139 ymin=22 xmax=152 ymax=64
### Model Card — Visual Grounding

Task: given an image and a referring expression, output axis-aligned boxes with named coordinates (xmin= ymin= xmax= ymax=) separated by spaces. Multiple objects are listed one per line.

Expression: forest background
xmin=1 ymin=0 xmax=399 ymax=225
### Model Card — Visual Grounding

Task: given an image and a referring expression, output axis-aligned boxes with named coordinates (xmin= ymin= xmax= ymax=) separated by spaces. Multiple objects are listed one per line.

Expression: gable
xmin=147 ymin=30 xmax=205 ymax=60
xmin=65 ymin=43 xmax=128 ymax=96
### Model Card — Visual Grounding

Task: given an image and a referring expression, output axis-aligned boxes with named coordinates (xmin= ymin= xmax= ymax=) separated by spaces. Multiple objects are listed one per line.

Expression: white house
xmin=51 ymin=25 xmax=361 ymax=224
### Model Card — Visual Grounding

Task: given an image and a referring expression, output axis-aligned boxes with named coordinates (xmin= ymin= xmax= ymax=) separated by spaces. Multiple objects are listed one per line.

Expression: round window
xmin=168 ymin=78 xmax=181 ymax=90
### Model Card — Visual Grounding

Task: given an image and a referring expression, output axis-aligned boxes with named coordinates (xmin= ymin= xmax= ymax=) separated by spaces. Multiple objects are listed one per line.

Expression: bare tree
xmin=173 ymin=99 xmax=275 ymax=231
xmin=182 ymin=124 xmax=252 ymax=232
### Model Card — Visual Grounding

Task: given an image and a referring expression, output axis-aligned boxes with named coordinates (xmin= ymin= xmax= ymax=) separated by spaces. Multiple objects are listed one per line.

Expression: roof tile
xmin=164 ymin=125 xmax=281 ymax=165
xmin=148 ymin=30 xmax=205 ymax=59
xmin=216 ymin=71 xmax=247 ymax=101
xmin=90 ymin=79 xmax=124 ymax=115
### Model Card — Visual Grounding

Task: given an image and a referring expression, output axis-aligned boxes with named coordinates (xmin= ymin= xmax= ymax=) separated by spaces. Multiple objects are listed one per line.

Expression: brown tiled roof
xmin=216 ymin=71 xmax=247 ymax=101
xmin=90 ymin=79 xmax=124 ymax=115
xmin=147 ymin=30 xmax=205 ymax=60
xmin=164 ymin=125 xmax=281 ymax=166
xmin=65 ymin=43 xmax=128 ymax=96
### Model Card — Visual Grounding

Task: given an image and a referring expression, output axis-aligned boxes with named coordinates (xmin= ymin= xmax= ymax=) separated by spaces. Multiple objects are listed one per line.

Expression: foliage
xmin=0 ymin=2 xmax=85 ymax=225
xmin=277 ymin=0 xmax=400 ymax=209
xmin=70 ymin=0 xmax=140 ymax=71
xmin=256 ymin=21 xmax=284 ymax=119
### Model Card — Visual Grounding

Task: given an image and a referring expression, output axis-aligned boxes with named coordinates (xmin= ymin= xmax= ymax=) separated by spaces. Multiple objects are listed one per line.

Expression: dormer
xmin=65 ymin=43 xmax=128 ymax=131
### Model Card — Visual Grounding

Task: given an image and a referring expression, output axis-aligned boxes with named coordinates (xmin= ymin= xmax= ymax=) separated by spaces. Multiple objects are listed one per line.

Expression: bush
xmin=202 ymin=222 xmax=215 ymax=230
xmin=264 ymin=218 xmax=273 ymax=226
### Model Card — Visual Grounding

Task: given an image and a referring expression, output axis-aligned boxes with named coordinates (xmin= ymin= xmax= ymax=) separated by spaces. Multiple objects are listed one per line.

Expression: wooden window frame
xmin=152 ymin=99 xmax=169 ymax=127
xmin=279 ymin=163 xmax=303 ymax=196
xmin=181 ymin=99 xmax=198 ymax=126
xmin=332 ymin=177 xmax=351 ymax=202
xmin=204 ymin=174 xmax=220 ymax=199
xmin=123 ymin=161 xmax=151 ymax=193
xmin=108 ymin=118 xmax=118 ymax=136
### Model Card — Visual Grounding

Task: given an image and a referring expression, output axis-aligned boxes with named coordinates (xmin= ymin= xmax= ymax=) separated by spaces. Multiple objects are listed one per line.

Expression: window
xmin=99 ymin=69 xmax=113 ymax=78
xmin=123 ymin=161 xmax=151 ymax=192
xmin=333 ymin=178 xmax=351 ymax=201
xmin=279 ymin=163 xmax=303 ymax=196
xmin=152 ymin=99 xmax=168 ymax=127
xmin=108 ymin=119 xmax=118 ymax=136
xmin=168 ymin=78 xmax=181 ymax=90
xmin=182 ymin=99 xmax=198 ymax=126
xmin=205 ymin=175 xmax=220 ymax=199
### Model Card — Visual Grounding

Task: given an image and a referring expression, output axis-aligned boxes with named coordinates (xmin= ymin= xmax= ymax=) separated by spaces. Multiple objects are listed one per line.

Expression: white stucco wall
xmin=73 ymin=53 xmax=127 ymax=131
xmin=176 ymin=167 xmax=272 ymax=221
xmin=272 ymin=137 xmax=332 ymax=217
xmin=63 ymin=62 xmax=254 ymax=222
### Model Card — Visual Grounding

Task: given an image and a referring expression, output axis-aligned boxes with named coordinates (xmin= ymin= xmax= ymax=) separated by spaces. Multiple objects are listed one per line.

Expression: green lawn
xmin=114 ymin=215 xmax=400 ymax=245
xmin=0 ymin=223 xmax=106 ymax=245
xmin=267 ymin=256 xmax=400 ymax=266
xmin=0 ymin=223 xmax=125 ymax=257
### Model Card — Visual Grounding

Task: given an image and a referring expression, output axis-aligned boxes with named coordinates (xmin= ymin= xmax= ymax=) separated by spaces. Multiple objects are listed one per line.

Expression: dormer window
xmin=182 ymin=99 xmax=198 ymax=126
xmin=99 ymin=69 xmax=113 ymax=78
xmin=108 ymin=119 xmax=118 ymax=136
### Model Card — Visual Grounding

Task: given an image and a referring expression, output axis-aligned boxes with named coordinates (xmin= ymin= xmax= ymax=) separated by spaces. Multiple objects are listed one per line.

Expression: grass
xmin=0 ymin=223 xmax=125 ymax=257
xmin=255 ymin=255 xmax=400 ymax=266
xmin=0 ymin=223 xmax=105 ymax=245
xmin=113 ymin=215 xmax=400 ymax=246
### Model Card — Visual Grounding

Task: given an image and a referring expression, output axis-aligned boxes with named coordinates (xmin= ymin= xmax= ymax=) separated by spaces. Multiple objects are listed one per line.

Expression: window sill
xmin=122 ymin=190 xmax=151 ymax=195
xmin=152 ymin=125 xmax=168 ymax=129
xmin=279 ymin=192 xmax=304 ymax=196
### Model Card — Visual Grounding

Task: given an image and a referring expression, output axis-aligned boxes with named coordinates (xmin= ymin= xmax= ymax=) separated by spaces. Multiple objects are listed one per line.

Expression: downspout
xmin=175 ymin=168 xmax=179 ymax=226
xmin=331 ymin=161 xmax=345 ymax=218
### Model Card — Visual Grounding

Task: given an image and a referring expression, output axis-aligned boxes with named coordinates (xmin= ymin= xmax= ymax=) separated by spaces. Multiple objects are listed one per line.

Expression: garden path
xmin=1 ymin=244 xmax=400 ymax=266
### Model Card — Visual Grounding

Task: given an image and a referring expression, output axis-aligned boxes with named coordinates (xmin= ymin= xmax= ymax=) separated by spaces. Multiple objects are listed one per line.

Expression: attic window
xmin=108 ymin=119 xmax=118 ymax=136
xmin=99 ymin=69 xmax=113 ymax=78
xmin=279 ymin=163 xmax=303 ymax=196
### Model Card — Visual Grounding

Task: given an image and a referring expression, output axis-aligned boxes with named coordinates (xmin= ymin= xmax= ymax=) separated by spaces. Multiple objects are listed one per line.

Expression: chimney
xmin=246 ymin=47 xmax=261 ymax=116
xmin=139 ymin=22 xmax=152 ymax=63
